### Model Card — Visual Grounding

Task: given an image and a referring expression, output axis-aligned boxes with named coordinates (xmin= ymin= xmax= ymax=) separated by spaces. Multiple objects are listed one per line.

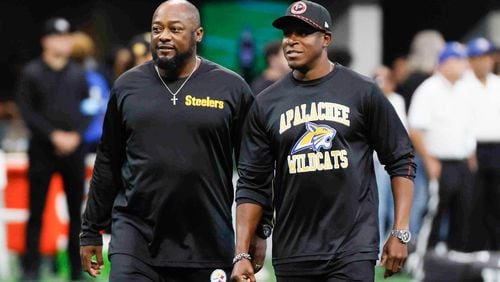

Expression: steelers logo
xmin=210 ymin=269 xmax=227 ymax=282
xmin=291 ymin=1 xmax=307 ymax=14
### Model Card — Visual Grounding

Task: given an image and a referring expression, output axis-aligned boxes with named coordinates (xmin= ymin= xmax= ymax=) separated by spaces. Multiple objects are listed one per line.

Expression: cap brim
xmin=42 ymin=31 xmax=70 ymax=37
xmin=468 ymin=49 xmax=496 ymax=57
xmin=272 ymin=15 xmax=325 ymax=32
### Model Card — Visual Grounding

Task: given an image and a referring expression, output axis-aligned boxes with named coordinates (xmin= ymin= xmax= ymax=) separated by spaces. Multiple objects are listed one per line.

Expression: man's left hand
xmin=380 ymin=235 xmax=408 ymax=278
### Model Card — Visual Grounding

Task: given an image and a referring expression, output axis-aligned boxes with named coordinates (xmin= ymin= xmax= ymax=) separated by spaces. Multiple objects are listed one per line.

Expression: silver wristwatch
xmin=256 ymin=223 xmax=273 ymax=239
xmin=390 ymin=229 xmax=411 ymax=244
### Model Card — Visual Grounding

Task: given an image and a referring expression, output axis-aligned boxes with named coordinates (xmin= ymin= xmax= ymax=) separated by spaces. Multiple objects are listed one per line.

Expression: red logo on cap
xmin=291 ymin=1 xmax=307 ymax=15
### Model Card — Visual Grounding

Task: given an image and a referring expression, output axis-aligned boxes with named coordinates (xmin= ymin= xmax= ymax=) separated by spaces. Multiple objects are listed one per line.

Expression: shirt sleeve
xmin=80 ymin=90 xmax=125 ymax=246
xmin=366 ymin=84 xmax=416 ymax=179
xmin=407 ymin=84 xmax=432 ymax=131
xmin=236 ymin=100 xmax=275 ymax=222
xmin=15 ymin=69 xmax=56 ymax=140
xmin=232 ymin=82 xmax=255 ymax=163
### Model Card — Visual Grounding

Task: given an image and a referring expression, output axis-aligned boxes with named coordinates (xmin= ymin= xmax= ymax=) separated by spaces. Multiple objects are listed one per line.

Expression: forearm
xmin=80 ymin=137 xmax=121 ymax=245
xmin=409 ymin=129 xmax=432 ymax=163
xmin=17 ymin=102 xmax=56 ymax=140
xmin=235 ymin=203 xmax=263 ymax=254
xmin=391 ymin=176 xmax=414 ymax=230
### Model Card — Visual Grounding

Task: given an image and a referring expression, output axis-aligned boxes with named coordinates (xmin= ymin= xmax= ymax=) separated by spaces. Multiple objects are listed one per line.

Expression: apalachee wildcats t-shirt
xmin=236 ymin=64 xmax=416 ymax=273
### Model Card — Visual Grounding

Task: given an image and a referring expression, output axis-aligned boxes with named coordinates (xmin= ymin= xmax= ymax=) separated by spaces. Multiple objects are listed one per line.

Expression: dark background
xmin=0 ymin=0 xmax=498 ymax=100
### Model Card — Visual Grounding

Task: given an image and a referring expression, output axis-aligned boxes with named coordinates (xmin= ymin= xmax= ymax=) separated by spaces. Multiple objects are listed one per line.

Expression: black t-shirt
xmin=81 ymin=58 xmax=254 ymax=268
xmin=236 ymin=64 xmax=416 ymax=273
xmin=250 ymin=75 xmax=276 ymax=95
xmin=16 ymin=58 xmax=90 ymax=142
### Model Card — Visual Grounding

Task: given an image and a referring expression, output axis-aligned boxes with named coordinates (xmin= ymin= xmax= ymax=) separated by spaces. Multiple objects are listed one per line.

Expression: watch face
xmin=400 ymin=231 xmax=411 ymax=243
xmin=262 ymin=225 xmax=272 ymax=237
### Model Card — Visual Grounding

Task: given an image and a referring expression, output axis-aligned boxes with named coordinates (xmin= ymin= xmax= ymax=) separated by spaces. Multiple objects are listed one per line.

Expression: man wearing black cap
xmin=232 ymin=1 xmax=415 ymax=281
xmin=16 ymin=17 xmax=89 ymax=280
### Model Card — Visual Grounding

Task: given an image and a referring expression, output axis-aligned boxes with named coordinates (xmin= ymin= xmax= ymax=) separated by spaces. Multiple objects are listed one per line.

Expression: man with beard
xmin=79 ymin=1 xmax=270 ymax=280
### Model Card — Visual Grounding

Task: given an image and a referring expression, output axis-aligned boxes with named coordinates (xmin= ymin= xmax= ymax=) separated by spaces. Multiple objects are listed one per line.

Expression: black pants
xmin=470 ymin=143 xmax=500 ymax=250
xmin=109 ymin=253 xmax=232 ymax=282
xmin=276 ymin=260 xmax=375 ymax=282
xmin=22 ymin=141 xmax=85 ymax=279
xmin=427 ymin=160 xmax=474 ymax=251
xmin=476 ymin=168 xmax=500 ymax=250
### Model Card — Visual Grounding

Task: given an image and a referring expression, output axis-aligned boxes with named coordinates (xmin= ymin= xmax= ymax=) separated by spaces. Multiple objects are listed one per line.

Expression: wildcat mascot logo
xmin=291 ymin=122 xmax=336 ymax=154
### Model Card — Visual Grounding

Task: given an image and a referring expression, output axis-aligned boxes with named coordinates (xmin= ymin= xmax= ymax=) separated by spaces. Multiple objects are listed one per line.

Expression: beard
xmin=152 ymin=42 xmax=196 ymax=79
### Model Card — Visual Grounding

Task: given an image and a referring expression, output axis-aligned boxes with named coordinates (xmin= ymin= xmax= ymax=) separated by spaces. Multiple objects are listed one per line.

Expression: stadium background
xmin=0 ymin=0 xmax=499 ymax=281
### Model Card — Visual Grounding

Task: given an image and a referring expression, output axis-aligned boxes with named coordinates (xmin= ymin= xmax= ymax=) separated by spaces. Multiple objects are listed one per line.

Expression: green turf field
xmin=2 ymin=251 xmax=412 ymax=282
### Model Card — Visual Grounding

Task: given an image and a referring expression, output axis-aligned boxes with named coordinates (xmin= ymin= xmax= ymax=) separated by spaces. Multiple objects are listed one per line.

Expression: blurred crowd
xmin=372 ymin=30 xmax=500 ymax=256
xmin=0 ymin=14 xmax=499 ymax=281
xmin=0 ymin=28 xmax=153 ymax=154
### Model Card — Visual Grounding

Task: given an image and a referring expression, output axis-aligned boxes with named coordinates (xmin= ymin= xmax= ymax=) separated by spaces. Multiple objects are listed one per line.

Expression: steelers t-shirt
xmin=81 ymin=58 xmax=256 ymax=268
xmin=236 ymin=64 xmax=416 ymax=274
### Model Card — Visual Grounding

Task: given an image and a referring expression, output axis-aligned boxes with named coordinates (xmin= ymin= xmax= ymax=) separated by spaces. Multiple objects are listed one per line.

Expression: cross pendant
xmin=171 ymin=96 xmax=178 ymax=105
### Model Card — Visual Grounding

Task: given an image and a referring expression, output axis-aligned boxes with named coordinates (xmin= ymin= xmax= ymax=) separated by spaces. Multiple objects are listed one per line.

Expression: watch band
xmin=390 ymin=229 xmax=411 ymax=244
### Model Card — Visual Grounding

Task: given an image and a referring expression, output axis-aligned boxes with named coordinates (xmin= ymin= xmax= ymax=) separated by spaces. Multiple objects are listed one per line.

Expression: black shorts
xmin=276 ymin=259 xmax=376 ymax=282
xmin=109 ymin=253 xmax=232 ymax=282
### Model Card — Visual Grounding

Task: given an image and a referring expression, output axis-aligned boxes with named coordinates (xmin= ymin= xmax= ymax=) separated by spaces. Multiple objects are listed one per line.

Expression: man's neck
xmin=293 ymin=56 xmax=333 ymax=81
xmin=158 ymin=55 xmax=199 ymax=79
xmin=473 ymin=70 xmax=488 ymax=86
xmin=439 ymin=72 xmax=458 ymax=86
xmin=42 ymin=51 xmax=69 ymax=71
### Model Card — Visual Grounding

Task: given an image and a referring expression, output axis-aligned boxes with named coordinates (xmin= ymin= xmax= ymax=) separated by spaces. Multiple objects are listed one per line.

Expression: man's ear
xmin=323 ymin=32 xmax=332 ymax=48
xmin=195 ymin=27 xmax=204 ymax=43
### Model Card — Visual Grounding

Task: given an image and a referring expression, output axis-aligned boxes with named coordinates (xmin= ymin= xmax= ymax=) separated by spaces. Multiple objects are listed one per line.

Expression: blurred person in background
xmin=250 ymin=40 xmax=290 ymax=94
xmin=391 ymin=54 xmax=409 ymax=90
xmin=398 ymin=30 xmax=445 ymax=244
xmin=102 ymin=46 xmax=133 ymax=85
xmin=129 ymin=32 xmax=153 ymax=67
xmin=15 ymin=17 xmax=90 ymax=280
xmin=461 ymin=37 xmax=500 ymax=251
xmin=71 ymin=31 xmax=110 ymax=153
xmin=327 ymin=46 xmax=352 ymax=67
xmin=494 ymin=47 xmax=500 ymax=75
xmin=232 ymin=1 xmax=415 ymax=281
xmin=101 ymin=33 xmax=151 ymax=86
xmin=372 ymin=65 xmax=408 ymax=254
xmin=79 ymin=1 xmax=270 ymax=281
xmin=399 ymin=30 xmax=445 ymax=111
xmin=408 ymin=42 xmax=476 ymax=252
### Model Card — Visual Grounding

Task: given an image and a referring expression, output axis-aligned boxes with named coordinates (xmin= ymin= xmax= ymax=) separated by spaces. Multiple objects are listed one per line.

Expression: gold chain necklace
xmin=154 ymin=57 xmax=200 ymax=105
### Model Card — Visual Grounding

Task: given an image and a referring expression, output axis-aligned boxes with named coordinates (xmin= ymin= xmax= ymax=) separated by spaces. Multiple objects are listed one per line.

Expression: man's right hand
xmin=231 ymin=259 xmax=256 ymax=282
xmin=80 ymin=245 xmax=104 ymax=278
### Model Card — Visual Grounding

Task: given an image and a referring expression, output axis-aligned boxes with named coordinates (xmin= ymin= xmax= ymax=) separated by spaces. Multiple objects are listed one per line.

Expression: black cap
xmin=41 ymin=17 xmax=71 ymax=37
xmin=273 ymin=1 xmax=332 ymax=32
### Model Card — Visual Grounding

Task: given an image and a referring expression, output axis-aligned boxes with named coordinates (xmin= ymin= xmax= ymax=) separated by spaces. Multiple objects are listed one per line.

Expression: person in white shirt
xmin=462 ymin=37 xmax=500 ymax=251
xmin=408 ymin=42 xmax=476 ymax=251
